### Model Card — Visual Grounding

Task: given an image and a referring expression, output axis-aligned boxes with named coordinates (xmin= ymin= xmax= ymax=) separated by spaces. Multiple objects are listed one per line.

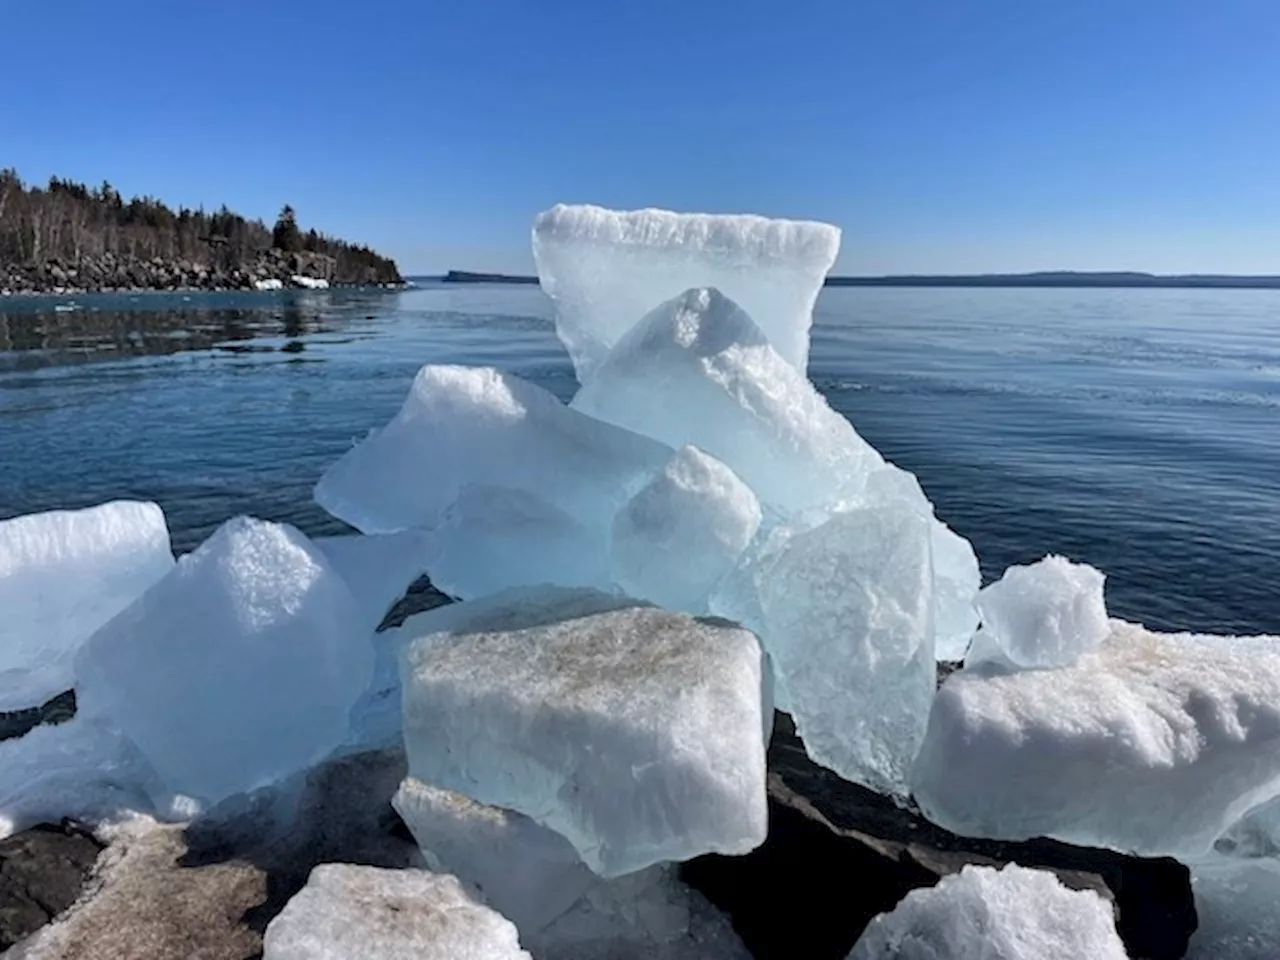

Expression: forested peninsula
xmin=0 ymin=170 xmax=402 ymax=294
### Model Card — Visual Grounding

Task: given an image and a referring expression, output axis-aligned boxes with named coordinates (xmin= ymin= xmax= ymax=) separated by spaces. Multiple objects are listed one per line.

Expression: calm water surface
xmin=1 ymin=283 xmax=1277 ymax=636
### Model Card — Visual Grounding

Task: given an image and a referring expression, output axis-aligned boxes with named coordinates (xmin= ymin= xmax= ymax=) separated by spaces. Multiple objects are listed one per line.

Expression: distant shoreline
xmin=439 ymin=269 xmax=1280 ymax=290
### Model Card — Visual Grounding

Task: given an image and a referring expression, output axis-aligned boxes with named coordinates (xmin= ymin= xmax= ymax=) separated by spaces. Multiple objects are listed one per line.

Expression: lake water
xmin=1 ymin=283 xmax=1277 ymax=637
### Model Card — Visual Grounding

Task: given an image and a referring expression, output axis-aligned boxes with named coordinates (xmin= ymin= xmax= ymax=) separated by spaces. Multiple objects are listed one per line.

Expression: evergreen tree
xmin=272 ymin=204 xmax=303 ymax=253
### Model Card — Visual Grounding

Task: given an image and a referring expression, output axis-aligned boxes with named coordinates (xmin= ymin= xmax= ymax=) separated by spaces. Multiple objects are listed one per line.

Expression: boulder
xmin=680 ymin=714 xmax=1196 ymax=960
xmin=0 ymin=821 xmax=102 ymax=951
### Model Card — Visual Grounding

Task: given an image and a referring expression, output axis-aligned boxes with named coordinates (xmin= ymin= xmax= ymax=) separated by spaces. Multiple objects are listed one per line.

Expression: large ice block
xmin=428 ymin=484 xmax=612 ymax=599
xmin=398 ymin=586 xmax=768 ymax=877
xmin=314 ymin=364 xmax=670 ymax=535
xmin=262 ymin=864 xmax=531 ymax=960
xmin=611 ymin=446 xmax=761 ymax=612
xmin=913 ymin=620 xmax=1280 ymax=858
xmin=75 ymin=517 xmax=374 ymax=808
xmin=848 ymin=863 xmax=1128 ymax=960
xmin=532 ymin=204 xmax=840 ymax=381
xmin=315 ymin=529 xmax=436 ymax=627
xmin=572 ymin=287 xmax=883 ymax=518
xmin=0 ymin=501 xmax=174 ymax=710
xmin=968 ymin=555 xmax=1108 ymax=669
xmin=715 ymin=502 xmax=935 ymax=797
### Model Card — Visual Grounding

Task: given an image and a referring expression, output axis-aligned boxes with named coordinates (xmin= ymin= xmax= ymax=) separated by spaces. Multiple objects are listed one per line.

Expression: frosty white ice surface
xmin=715 ymin=502 xmax=935 ymax=797
xmin=532 ymin=204 xmax=840 ymax=382
xmin=847 ymin=863 xmax=1127 ymax=960
xmin=392 ymin=777 xmax=597 ymax=933
xmin=262 ymin=864 xmax=531 ymax=960
xmin=913 ymin=620 xmax=1280 ymax=858
xmin=611 ymin=446 xmax=761 ymax=612
xmin=0 ymin=501 xmax=174 ymax=711
xmin=75 ymin=517 xmax=373 ymax=808
xmin=398 ymin=586 xmax=768 ymax=877
xmin=0 ymin=718 xmax=158 ymax=839
xmin=573 ymin=287 xmax=883 ymax=518
xmin=315 ymin=529 xmax=436 ymax=627
xmin=969 ymin=555 xmax=1108 ymax=669
xmin=314 ymin=364 xmax=670 ymax=535
xmin=428 ymin=484 xmax=612 ymax=599
xmin=392 ymin=778 xmax=750 ymax=959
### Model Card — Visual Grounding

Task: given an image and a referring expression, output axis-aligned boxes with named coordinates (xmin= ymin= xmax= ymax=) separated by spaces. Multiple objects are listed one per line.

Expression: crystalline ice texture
xmin=314 ymin=364 xmax=670 ymax=536
xmin=314 ymin=529 xmax=436 ymax=627
xmin=75 ymin=517 xmax=373 ymax=808
xmin=847 ymin=863 xmax=1128 ymax=960
xmin=913 ymin=620 xmax=1280 ymax=858
xmin=969 ymin=555 xmax=1108 ymax=669
xmin=611 ymin=446 xmax=761 ymax=612
xmin=0 ymin=501 xmax=174 ymax=710
xmin=398 ymin=586 xmax=768 ymax=877
xmin=532 ymin=204 xmax=839 ymax=382
xmin=262 ymin=864 xmax=531 ymax=960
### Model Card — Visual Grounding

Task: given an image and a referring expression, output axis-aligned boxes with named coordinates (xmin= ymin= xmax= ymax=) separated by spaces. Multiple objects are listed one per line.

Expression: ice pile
xmin=0 ymin=501 xmax=174 ymax=711
xmin=396 ymin=586 xmax=768 ymax=877
xmin=847 ymin=863 xmax=1128 ymax=960
xmin=262 ymin=864 xmax=531 ymax=960
xmin=75 ymin=516 xmax=377 ymax=808
xmin=967 ymin=554 xmax=1109 ymax=670
xmin=913 ymin=620 xmax=1280 ymax=858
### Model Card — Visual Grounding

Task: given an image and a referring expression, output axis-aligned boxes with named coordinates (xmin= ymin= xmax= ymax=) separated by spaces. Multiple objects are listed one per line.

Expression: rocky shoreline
xmin=0 ymin=249 xmax=404 ymax=297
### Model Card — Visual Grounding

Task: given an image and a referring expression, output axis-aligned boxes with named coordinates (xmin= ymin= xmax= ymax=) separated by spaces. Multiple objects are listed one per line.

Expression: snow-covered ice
xmin=968 ymin=554 xmax=1108 ymax=670
xmin=913 ymin=620 xmax=1280 ymax=858
xmin=290 ymin=275 xmax=329 ymax=290
xmin=75 ymin=516 xmax=373 ymax=808
xmin=398 ymin=586 xmax=768 ymax=876
xmin=611 ymin=445 xmax=761 ymax=612
xmin=0 ymin=500 xmax=173 ymax=711
xmin=847 ymin=863 xmax=1128 ymax=960
xmin=715 ymin=501 xmax=935 ymax=797
xmin=427 ymin=484 xmax=612 ymax=599
xmin=532 ymin=204 xmax=839 ymax=382
xmin=262 ymin=863 xmax=531 ymax=960
xmin=314 ymin=529 xmax=436 ymax=627
xmin=253 ymin=278 xmax=284 ymax=291
xmin=314 ymin=364 xmax=670 ymax=535
xmin=572 ymin=286 xmax=883 ymax=518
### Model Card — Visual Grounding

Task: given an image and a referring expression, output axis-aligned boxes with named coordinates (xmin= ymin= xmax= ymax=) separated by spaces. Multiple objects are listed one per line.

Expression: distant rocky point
xmin=0 ymin=170 xmax=403 ymax=295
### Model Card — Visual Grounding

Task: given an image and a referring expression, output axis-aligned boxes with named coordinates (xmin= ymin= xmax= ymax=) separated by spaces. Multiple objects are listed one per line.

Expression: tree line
xmin=0 ymin=169 xmax=401 ymax=284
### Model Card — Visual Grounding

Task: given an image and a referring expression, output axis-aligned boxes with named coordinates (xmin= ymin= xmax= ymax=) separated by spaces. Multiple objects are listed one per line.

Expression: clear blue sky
xmin=3 ymin=0 xmax=1277 ymax=275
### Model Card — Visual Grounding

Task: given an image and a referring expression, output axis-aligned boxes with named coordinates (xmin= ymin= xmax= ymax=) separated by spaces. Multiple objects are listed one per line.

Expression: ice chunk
xmin=262 ymin=863 xmax=531 ymax=960
xmin=713 ymin=501 xmax=934 ymax=797
xmin=969 ymin=555 xmax=1108 ymax=669
xmin=315 ymin=364 xmax=671 ymax=535
xmin=532 ymin=204 xmax=839 ymax=381
xmin=913 ymin=620 xmax=1280 ymax=858
xmin=930 ymin=521 xmax=981 ymax=661
xmin=75 ymin=517 xmax=373 ymax=808
xmin=253 ymin=278 xmax=284 ymax=291
xmin=392 ymin=777 xmax=597 ymax=933
xmin=428 ymin=484 xmax=612 ymax=599
xmin=0 ymin=501 xmax=173 ymax=711
xmin=572 ymin=287 xmax=883 ymax=517
xmin=398 ymin=586 xmax=768 ymax=877
xmin=611 ymin=446 xmax=761 ymax=612
xmin=0 ymin=717 xmax=159 ymax=839
xmin=1186 ymin=856 xmax=1280 ymax=960
xmin=315 ymin=529 xmax=436 ymax=627
xmin=848 ymin=863 xmax=1127 ymax=960
xmin=391 ymin=778 xmax=749 ymax=959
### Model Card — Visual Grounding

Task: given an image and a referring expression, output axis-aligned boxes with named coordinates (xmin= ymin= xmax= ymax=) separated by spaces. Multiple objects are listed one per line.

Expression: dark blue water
xmin=2 ymin=283 xmax=1277 ymax=636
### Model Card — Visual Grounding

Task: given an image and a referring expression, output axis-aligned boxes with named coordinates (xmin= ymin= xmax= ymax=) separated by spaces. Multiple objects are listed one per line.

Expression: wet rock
xmin=0 ymin=821 xmax=102 ymax=951
xmin=681 ymin=714 xmax=1196 ymax=960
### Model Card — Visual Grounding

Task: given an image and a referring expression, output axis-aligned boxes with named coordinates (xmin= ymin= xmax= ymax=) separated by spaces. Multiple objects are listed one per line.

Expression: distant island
xmin=0 ymin=170 xmax=403 ymax=295
xmin=440 ymin=269 xmax=1280 ymax=290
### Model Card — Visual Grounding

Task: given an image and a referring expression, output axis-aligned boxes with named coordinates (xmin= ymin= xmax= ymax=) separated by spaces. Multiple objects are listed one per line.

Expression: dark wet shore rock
xmin=682 ymin=714 xmax=1197 ymax=960
xmin=0 ymin=821 xmax=103 ymax=952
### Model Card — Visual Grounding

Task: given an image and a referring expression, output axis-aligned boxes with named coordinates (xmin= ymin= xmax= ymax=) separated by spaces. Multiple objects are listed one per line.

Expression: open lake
xmin=2 ymin=283 xmax=1277 ymax=637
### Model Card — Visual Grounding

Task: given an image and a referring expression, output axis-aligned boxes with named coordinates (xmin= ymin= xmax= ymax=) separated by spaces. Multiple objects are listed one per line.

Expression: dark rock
xmin=0 ymin=691 xmax=77 ymax=744
xmin=0 ymin=821 xmax=103 ymax=951
xmin=681 ymin=714 xmax=1196 ymax=960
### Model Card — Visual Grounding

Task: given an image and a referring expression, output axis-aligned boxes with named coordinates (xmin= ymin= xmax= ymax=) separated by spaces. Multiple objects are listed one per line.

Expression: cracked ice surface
xmin=397 ymin=586 xmax=768 ymax=877
xmin=533 ymin=203 xmax=839 ymax=381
